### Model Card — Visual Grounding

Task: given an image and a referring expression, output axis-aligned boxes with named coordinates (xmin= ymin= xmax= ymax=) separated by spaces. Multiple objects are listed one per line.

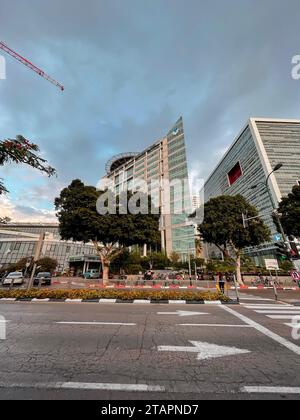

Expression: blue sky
xmin=0 ymin=0 xmax=300 ymax=221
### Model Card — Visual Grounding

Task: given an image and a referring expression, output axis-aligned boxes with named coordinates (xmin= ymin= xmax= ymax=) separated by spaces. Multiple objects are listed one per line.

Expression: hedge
xmin=0 ymin=288 xmax=229 ymax=302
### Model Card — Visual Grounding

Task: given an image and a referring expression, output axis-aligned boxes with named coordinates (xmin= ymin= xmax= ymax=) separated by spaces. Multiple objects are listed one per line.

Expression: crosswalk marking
xmin=255 ymin=310 xmax=300 ymax=314
xmin=267 ymin=315 xmax=300 ymax=320
xmin=243 ymin=303 xmax=300 ymax=333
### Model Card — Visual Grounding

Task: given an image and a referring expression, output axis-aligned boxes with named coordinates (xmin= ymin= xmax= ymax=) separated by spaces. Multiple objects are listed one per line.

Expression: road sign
xmin=158 ymin=341 xmax=251 ymax=361
xmin=157 ymin=310 xmax=209 ymax=317
xmin=273 ymin=233 xmax=282 ymax=242
xmin=265 ymin=259 xmax=279 ymax=270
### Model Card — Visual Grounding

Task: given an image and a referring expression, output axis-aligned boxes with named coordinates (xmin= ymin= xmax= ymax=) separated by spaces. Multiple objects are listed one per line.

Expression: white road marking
xmin=55 ymin=322 xmax=136 ymax=326
xmin=178 ymin=324 xmax=253 ymax=328
xmin=157 ymin=310 xmax=209 ymax=317
xmin=267 ymin=315 xmax=300 ymax=320
xmin=242 ymin=386 xmax=300 ymax=394
xmin=158 ymin=340 xmax=250 ymax=361
xmin=285 ymin=323 xmax=300 ymax=329
xmin=255 ymin=310 xmax=300 ymax=314
xmin=239 ymin=297 xmax=273 ymax=301
xmin=58 ymin=382 xmax=165 ymax=392
xmin=222 ymin=306 xmax=300 ymax=356
xmin=244 ymin=305 xmax=293 ymax=309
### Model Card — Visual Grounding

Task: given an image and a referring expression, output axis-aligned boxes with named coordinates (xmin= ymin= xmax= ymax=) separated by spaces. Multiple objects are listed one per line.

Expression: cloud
xmin=0 ymin=0 xmax=300 ymax=222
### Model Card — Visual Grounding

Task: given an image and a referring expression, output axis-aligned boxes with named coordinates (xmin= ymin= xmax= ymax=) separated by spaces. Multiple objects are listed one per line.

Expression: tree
xmin=276 ymin=185 xmax=300 ymax=237
xmin=169 ymin=251 xmax=181 ymax=265
xmin=37 ymin=257 xmax=58 ymax=273
xmin=0 ymin=135 xmax=56 ymax=194
xmin=0 ymin=217 xmax=11 ymax=224
xmin=55 ymin=179 xmax=160 ymax=284
xmin=147 ymin=252 xmax=170 ymax=270
xmin=199 ymin=195 xmax=270 ymax=285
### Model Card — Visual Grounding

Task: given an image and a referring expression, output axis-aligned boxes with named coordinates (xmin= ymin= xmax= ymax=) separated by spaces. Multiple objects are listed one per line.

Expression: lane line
xmin=242 ymin=386 xmax=300 ymax=394
xmin=55 ymin=322 xmax=136 ymax=326
xmin=58 ymin=382 xmax=165 ymax=392
xmin=177 ymin=324 xmax=253 ymax=328
xmin=221 ymin=306 xmax=300 ymax=356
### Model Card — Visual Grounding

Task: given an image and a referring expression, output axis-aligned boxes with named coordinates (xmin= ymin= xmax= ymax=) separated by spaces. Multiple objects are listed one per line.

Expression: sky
xmin=0 ymin=0 xmax=300 ymax=222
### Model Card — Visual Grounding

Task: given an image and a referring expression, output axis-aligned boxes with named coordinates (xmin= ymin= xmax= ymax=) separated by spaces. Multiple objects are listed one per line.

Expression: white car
xmin=2 ymin=272 xmax=24 ymax=286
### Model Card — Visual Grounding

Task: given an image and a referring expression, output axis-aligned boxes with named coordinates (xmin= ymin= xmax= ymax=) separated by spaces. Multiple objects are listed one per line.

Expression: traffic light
xmin=290 ymin=241 xmax=300 ymax=259
xmin=275 ymin=241 xmax=291 ymax=261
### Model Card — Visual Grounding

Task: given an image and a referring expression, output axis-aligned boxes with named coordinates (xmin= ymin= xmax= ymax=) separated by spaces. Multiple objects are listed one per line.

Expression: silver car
xmin=2 ymin=271 xmax=24 ymax=286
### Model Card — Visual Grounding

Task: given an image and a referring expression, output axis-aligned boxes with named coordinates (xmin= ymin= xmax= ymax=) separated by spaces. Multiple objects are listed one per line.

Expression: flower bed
xmin=0 ymin=288 xmax=229 ymax=302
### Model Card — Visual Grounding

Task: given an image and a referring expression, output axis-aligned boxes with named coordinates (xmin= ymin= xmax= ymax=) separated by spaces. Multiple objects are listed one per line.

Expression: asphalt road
xmin=0 ymin=295 xmax=300 ymax=400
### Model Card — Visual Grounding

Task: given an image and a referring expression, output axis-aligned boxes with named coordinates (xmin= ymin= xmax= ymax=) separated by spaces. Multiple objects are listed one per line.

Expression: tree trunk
xmin=101 ymin=259 xmax=110 ymax=286
xmin=235 ymin=253 xmax=244 ymax=285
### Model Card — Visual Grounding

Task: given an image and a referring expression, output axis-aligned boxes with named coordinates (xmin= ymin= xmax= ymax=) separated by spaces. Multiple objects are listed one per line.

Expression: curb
xmin=0 ymin=298 xmax=237 ymax=305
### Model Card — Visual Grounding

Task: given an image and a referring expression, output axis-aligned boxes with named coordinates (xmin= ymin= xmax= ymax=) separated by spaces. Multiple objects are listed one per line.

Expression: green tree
xmin=276 ymin=185 xmax=300 ymax=237
xmin=199 ymin=195 xmax=270 ymax=285
xmin=169 ymin=251 xmax=181 ymax=265
xmin=55 ymin=180 xmax=160 ymax=284
xmin=147 ymin=252 xmax=170 ymax=270
xmin=37 ymin=257 xmax=58 ymax=273
xmin=0 ymin=135 xmax=56 ymax=194
xmin=0 ymin=217 xmax=11 ymax=224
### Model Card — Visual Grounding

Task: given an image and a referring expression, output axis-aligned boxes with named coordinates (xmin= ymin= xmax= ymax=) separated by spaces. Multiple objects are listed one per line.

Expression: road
xmin=0 ymin=294 xmax=300 ymax=400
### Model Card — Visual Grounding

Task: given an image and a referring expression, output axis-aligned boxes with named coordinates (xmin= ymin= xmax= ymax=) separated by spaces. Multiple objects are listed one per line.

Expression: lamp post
xmin=250 ymin=163 xmax=289 ymax=246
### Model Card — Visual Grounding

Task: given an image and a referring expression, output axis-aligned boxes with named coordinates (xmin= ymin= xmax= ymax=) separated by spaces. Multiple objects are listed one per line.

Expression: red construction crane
xmin=0 ymin=41 xmax=64 ymax=91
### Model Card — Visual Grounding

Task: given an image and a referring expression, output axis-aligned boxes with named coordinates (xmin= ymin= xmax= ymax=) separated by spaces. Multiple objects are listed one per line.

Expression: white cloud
xmin=0 ymin=194 xmax=57 ymax=223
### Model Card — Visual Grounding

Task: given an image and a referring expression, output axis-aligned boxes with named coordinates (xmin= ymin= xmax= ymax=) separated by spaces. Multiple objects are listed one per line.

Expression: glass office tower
xmin=104 ymin=117 xmax=195 ymax=260
xmin=204 ymin=118 xmax=300 ymax=264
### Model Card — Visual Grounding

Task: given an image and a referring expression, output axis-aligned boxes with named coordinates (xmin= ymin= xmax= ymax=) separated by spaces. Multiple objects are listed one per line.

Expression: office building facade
xmin=104 ymin=117 xmax=195 ymax=260
xmin=0 ymin=223 xmax=96 ymax=271
xmin=204 ymin=118 xmax=300 ymax=264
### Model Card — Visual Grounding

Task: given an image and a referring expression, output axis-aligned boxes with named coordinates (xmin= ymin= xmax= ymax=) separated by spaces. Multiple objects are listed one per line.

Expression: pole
xmin=269 ymin=269 xmax=278 ymax=301
xmin=232 ymin=273 xmax=240 ymax=303
xmin=27 ymin=233 xmax=45 ymax=290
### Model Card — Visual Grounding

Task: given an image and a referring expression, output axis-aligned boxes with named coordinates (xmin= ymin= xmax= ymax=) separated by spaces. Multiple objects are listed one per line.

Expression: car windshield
xmin=9 ymin=273 xmax=22 ymax=277
xmin=37 ymin=273 xmax=50 ymax=277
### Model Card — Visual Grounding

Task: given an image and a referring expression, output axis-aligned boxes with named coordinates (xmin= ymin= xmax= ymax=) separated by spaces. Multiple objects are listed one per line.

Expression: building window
xmin=13 ymin=242 xmax=21 ymax=251
xmin=228 ymin=162 xmax=243 ymax=186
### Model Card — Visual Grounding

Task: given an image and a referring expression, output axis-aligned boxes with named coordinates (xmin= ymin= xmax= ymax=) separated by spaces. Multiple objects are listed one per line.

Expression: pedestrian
xmin=218 ymin=272 xmax=225 ymax=294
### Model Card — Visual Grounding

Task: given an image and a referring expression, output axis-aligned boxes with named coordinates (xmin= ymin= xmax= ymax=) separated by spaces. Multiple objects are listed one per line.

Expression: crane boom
xmin=0 ymin=41 xmax=64 ymax=91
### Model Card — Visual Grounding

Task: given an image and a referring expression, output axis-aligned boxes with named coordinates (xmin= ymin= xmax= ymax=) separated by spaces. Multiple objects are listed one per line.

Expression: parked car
xmin=2 ymin=271 xmax=24 ymax=286
xmin=83 ymin=269 xmax=100 ymax=279
xmin=33 ymin=272 xmax=52 ymax=286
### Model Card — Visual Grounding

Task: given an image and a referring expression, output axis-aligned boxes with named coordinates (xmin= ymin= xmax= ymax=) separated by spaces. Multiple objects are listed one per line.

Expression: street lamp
xmin=250 ymin=163 xmax=290 ymax=254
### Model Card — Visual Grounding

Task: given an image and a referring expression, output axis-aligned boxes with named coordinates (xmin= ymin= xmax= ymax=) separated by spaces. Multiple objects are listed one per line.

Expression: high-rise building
xmin=104 ymin=117 xmax=195 ymax=260
xmin=204 ymin=118 xmax=300 ymax=264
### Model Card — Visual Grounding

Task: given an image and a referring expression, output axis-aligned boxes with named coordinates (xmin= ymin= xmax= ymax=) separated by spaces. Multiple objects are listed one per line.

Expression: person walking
xmin=218 ymin=272 xmax=225 ymax=294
